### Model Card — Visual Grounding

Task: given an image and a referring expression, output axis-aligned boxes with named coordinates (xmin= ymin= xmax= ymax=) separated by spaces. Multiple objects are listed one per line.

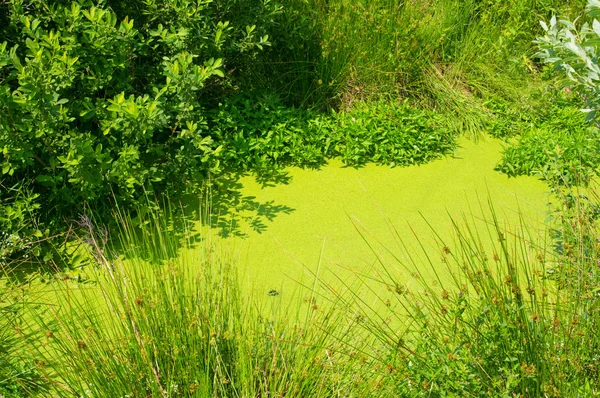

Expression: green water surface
xmin=218 ymin=136 xmax=552 ymax=296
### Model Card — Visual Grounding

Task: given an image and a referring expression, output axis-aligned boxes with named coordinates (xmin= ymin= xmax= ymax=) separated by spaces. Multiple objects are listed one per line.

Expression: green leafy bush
xmin=495 ymin=105 xmax=600 ymax=186
xmin=0 ymin=182 xmax=43 ymax=266
xmin=331 ymin=100 xmax=456 ymax=167
xmin=0 ymin=0 xmax=274 ymax=206
xmin=209 ymin=93 xmax=334 ymax=173
xmin=0 ymin=0 xmax=280 ymax=261
xmin=536 ymin=0 xmax=600 ymax=122
xmin=210 ymin=95 xmax=455 ymax=173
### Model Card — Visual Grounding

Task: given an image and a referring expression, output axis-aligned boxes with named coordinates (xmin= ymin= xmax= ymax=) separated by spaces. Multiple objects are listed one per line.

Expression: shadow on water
xmin=1 ymin=169 xmax=297 ymax=286
xmin=182 ymin=171 xmax=295 ymax=239
xmin=100 ymin=169 xmax=296 ymax=266
xmin=0 ymin=225 xmax=91 ymax=286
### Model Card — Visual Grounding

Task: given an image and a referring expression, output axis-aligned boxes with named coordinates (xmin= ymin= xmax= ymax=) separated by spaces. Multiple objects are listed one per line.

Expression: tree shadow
xmin=181 ymin=171 xmax=295 ymax=239
xmin=1 ymin=168 xmax=297 ymax=287
xmin=99 ymin=170 xmax=296 ymax=266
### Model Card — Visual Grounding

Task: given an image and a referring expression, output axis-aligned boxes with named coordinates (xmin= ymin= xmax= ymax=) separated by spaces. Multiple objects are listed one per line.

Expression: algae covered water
xmin=217 ymin=137 xmax=553 ymax=295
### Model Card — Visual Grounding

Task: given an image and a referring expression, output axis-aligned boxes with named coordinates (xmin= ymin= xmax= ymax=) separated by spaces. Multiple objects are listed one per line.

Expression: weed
xmin=496 ymin=104 xmax=600 ymax=187
xmin=324 ymin=195 xmax=600 ymax=396
xmin=21 ymin=205 xmax=371 ymax=397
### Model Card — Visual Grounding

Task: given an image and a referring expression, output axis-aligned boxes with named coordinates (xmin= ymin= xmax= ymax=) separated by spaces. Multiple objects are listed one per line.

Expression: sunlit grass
xmin=2 ymin=181 xmax=598 ymax=396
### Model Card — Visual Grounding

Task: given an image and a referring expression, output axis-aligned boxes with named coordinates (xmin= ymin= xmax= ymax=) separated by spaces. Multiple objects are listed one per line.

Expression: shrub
xmin=0 ymin=0 xmax=274 ymax=210
xmin=0 ymin=182 xmax=45 ymax=266
xmin=536 ymin=0 xmax=600 ymax=122
xmin=210 ymin=95 xmax=456 ymax=173
xmin=495 ymin=105 xmax=600 ymax=186
xmin=208 ymin=93 xmax=334 ymax=173
xmin=331 ymin=100 xmax=456 ymax=167
xmin=0 ymin=0 xmax=279 ymax=262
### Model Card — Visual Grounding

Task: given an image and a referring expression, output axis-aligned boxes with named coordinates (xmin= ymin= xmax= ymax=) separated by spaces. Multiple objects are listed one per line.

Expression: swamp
xmin=1 ymin=0 xmax=600 ymax=396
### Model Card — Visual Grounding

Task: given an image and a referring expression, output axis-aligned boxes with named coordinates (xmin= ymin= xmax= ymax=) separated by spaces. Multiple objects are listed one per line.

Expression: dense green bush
xmin=0 ymin=0 xmax=274 ymax=205
xmin=210 ymin=95 xmax=455 ymax=172
xmin=496 ymin=104 xmax=600 ymax=186
xmin=0 ymin=0 xmax=279 ymax=261
xmin=536 ymin=0 xmax=600 ymax=122
xmin=332 ymin=100 xmax=456 ymax=167
xmin=0 ymin=182 xmax=43 ymax=265
xmin=208 ymin=93 xmax=333 ymax=173
xmin=494 ymin=0 xmax=600 ymax=189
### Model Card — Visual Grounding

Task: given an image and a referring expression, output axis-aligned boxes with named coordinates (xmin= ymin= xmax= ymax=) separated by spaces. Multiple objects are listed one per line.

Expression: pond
xmin=214 ymin=136 xmax=553 ymax=297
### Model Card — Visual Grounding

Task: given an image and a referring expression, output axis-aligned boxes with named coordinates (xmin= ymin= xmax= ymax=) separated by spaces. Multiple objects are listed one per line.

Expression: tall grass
xmin=10 ymin=186 xmax=599 ymax=396
xmin=323 ymin=195 xmax=600 ymax=396
xmin=1 ymin=264 xmax=46 ymax=396
xmin=20 ymin=206 xmax=377 ymax=397
xmin=275 ymin=0 xmax=586 ymax=135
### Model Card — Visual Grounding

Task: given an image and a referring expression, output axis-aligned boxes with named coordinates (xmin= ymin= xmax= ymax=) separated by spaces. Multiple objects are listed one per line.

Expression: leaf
xmin=593 ymin=19 xmax=600 ymax=37
xmin=35 ymin=175 xmax=53 ymax=184
xmin=584 ymin=109 xmax=597 ymax=123
xmin=582 ymin=38 xmax=600 ymax=47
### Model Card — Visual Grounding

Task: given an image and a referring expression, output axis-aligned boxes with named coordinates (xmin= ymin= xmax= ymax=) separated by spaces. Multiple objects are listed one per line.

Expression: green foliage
xmin=251 ymin=0 xmax=325 ymax=108
xmin=331 ymin=100 xmax=456 ymax=167
xmin=22 ymin=208 xmax=370 ymax=397
xmin=0 ymin=0 xmax=263 ymax=208
xmin=1 ymin=0 xmax=460 ymax=265
xmin=210 ymin=95 xmax=455 ymax=172
xmin=3 ymin=0 xmax=600 ymax=395
xmin=496 ymin=104 xmax=600 ymax=186
xmin=549 ymin=185 xmax=600 ymax=292
xmin=209 ymin=93 xmax=333 ymax=173
xmin=0 ymin=357 xmax=44 ymax=398
xmin=0 ymin=182 xmax=42 ymax=265
xmin=0 ymin=0 xmax=590 ymax=266
xmin=485 ymin=92 xmax=545 ymax=139
xmin=0 ymin=0 xmax=280 ymax=262
xmin=280 ymin=0 xmax=585 ymax=116
xmin=536 ymin=0 xmax=600 ymax=122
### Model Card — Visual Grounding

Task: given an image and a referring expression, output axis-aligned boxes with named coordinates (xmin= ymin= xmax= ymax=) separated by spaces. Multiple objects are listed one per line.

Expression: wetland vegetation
xmin=1 ymin=0 xmax=600 ymax=396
